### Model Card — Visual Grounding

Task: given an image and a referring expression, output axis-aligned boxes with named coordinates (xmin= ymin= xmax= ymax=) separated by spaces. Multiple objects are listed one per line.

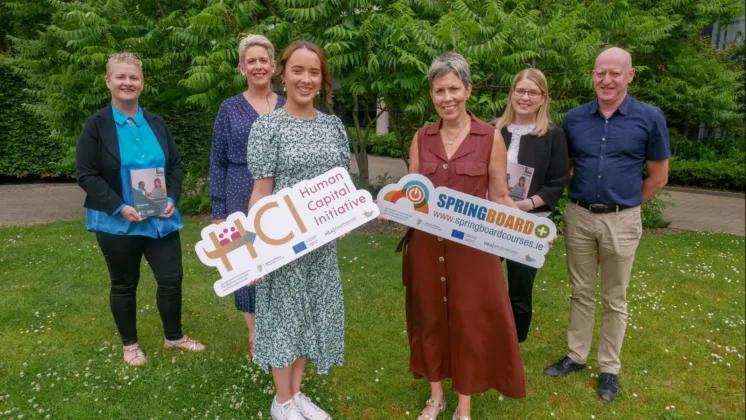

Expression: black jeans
xmin=506 ymin=259 xmax=539 ymax=343
xmin=96 ymin=231 xmax=184 ymax=345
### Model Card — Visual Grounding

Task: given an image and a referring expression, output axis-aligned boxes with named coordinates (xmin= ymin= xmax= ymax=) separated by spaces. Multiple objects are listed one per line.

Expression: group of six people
xmin=76 ymin=34 xmax=670 ymax=420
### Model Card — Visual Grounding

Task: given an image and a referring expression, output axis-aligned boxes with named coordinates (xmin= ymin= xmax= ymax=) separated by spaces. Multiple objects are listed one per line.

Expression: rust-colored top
xmin=417 ymin=111 xmax=494 ymax=198
xmin=401 ymin=113 xmax=526 ymax=397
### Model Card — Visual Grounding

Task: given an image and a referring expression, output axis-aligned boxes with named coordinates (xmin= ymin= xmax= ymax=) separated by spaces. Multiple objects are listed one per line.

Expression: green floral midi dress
xmin=246 ymin=108 xmax=351 ymax=374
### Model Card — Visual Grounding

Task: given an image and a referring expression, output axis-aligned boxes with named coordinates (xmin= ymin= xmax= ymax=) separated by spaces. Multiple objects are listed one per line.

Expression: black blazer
xmin=500 ymin=124 xmax=569 ymax=213
xmin=76 ymin=103 xmax=183 ymax=215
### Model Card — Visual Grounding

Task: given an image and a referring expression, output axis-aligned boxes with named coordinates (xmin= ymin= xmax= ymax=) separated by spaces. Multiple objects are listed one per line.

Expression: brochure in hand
xmin=130 ymin=168 xmax=168 ymax=217
xmin=507 ymin=162 xmax=534 ymax=202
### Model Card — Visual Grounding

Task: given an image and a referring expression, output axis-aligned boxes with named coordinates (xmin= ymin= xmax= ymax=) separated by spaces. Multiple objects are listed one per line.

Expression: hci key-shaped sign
xmin=196 ymin=167 xmax=379 ymax=297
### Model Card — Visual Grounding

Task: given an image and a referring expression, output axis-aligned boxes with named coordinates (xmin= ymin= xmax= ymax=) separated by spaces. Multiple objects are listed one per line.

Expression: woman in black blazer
xmin=493 ymin=68 xmax=569 ymax=342
xmin=76 ymin=52 xmax=205 ymax=366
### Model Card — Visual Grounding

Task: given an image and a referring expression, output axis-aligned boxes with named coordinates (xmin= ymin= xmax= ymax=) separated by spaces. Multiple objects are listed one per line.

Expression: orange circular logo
xmin=406 ymin=185 xmax=426 ymax=204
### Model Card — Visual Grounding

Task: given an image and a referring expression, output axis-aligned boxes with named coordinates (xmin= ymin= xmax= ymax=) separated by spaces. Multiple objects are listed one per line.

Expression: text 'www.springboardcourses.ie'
xmin=432 ymin=210 xmax=545 ymax=251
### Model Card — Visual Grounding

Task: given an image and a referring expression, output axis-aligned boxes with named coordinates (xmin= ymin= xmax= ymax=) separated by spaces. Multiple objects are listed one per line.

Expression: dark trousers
xmin=506 ymin=259 xmax=538 ymax=343
xmin=96 ymin=231 xmax=184 ymax=345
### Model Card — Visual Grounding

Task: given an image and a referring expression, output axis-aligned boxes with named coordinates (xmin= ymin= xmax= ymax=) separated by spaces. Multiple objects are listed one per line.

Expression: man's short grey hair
xmin=428 ymin=52 xmax=471 ymax=87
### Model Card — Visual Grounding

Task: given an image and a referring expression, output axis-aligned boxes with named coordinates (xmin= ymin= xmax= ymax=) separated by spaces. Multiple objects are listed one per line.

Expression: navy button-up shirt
xmin=562 ymin=95 xmax=670 ymax=207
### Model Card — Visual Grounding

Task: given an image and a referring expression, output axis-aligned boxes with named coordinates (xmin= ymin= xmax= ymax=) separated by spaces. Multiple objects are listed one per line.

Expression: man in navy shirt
xmin=544 ymin=47 xmax=670 ymax=402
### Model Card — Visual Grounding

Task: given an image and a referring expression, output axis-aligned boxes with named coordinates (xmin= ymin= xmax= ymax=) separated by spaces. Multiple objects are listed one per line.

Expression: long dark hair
xmin=275 ymin=40 xmax=334 ymax=111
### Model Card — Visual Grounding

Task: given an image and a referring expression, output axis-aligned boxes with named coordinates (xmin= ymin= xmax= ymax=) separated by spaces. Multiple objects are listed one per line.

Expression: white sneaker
xmin=292 ymin=392 xmax=331 ymax=420
xmin=271 ymin=396 xmax=305 ymax=420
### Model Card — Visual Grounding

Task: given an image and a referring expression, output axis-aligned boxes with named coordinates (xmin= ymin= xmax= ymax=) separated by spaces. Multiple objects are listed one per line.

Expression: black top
xmin=500 ymin=124 xmax=569 ymax=213
xmin=76 ymin=103 xmax=183 ymax=215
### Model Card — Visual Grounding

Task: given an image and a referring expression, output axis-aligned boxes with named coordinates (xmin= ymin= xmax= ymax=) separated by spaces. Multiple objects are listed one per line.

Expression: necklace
xmin=263 ymin=92 xmax=272 ymax=113
xmin=245 ymin=91 xmax=273 ymax=114
xmin=443 ymin=120 xmax=469 ymax=145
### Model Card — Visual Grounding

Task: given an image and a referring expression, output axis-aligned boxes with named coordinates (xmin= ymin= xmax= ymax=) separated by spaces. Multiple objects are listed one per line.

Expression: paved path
xmin=662 ymin=189 xmax=745 ymax=236
xmin=350 ymin=155 xmax=409 ymax=183
xmin=0 ymin=183 xmax=86 ymax=226
xmin=2 ymin=156 xmax=744 ymax=236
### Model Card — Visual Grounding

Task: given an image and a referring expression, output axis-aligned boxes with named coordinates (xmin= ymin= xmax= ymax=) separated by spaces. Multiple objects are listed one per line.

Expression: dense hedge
xmin=0 ymin=63 xmax=68 ymax=179
xmin=358 ymin=131 xmax=746 ymax=191
xmin=0 ymin=61 xmax=215 ymax=184
xmin=547 ymin=189 xmax=673 ymax=232
xmin=669 ymin=158 xmax=745 ymax=190
xmin=0 ymin=63 xmax=215 ymax=214
xmin=167 ymin=108 xmax=215 ymax=216
xmin=347 ymin=128 xmax=410 ymax=160
xmin=163 ymin=108 xmax=215 ymax=174
xmin=666 ymin=135 xmax=745 ymax=190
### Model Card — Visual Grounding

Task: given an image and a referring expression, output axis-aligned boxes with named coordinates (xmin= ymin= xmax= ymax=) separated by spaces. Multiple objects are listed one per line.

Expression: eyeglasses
xmin=512 ymin=88 xmax=544 ymax=99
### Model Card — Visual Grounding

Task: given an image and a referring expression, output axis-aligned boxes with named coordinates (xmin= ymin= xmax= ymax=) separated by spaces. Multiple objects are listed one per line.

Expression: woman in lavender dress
xmin=209 ymin=35 xmax=286 ymax=358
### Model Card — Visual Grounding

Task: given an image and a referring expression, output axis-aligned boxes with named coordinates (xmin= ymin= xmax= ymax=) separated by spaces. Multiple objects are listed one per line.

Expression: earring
xmin=282 ymin=84 xmax=286 ymax=92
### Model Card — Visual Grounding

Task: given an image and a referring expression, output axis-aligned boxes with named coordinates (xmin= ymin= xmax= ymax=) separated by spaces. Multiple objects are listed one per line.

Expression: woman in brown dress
xmin=400 ymin=52 xmax=526 ymax=420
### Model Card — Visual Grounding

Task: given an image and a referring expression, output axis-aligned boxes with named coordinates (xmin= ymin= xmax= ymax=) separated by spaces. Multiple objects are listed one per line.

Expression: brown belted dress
xmin=398 ymin=113 xmax=526 ymax=397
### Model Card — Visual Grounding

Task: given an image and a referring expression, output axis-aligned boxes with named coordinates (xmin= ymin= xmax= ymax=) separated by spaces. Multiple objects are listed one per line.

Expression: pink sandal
xmin=123 ymin=344 xmax=147 ymax=366
xmin=164 ymin=335 xmax=205 ymax=352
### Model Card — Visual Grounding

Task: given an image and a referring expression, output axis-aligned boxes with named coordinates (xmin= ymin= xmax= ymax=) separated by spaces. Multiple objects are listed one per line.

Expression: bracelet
xmin=529 ymin=196 xmax=536 ymax=210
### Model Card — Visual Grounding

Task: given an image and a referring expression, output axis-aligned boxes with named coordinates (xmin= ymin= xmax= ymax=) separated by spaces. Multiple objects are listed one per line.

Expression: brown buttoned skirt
xmin=400 ymin=229 xmax=526 ymax=397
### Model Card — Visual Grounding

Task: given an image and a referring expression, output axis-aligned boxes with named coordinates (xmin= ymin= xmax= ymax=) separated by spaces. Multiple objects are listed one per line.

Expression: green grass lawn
xmin=0 ymin=219 xmax=744 ymax=419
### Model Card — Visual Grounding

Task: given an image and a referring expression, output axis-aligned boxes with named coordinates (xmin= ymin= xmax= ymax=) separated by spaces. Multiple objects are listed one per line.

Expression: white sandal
xmin=164 ymin=335 xmax=205 ymax=352
xmin=452 ymin=406 xmax=471 ymax=420
xmin=418 ymin=398 xmax=446 ymax=420
xmin=123 ymin=344 xmax=147 ymax=366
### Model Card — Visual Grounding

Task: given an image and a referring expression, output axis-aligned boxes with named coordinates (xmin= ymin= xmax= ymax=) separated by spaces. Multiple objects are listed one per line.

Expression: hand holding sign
xmin=376 ymin=174 xmax=556 ymax=268
xmin=195 ymin=167 xmax=380 ymax=297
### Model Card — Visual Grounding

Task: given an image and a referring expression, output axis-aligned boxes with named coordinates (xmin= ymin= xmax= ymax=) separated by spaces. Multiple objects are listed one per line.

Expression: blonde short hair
xmin=494 ymin=68 xmax=552 ymax=137
xmin=238 ymin=35 xmax=275 ymax=63
xmin=106 ymin=52 xmax=143 ymax=75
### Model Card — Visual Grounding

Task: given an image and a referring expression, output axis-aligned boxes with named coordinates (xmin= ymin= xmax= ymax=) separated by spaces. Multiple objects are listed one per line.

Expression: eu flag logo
xmin=292 ymin=242 xmax=308 ymax=254
xmin=451 ymin=229 xmax=464 ymax=240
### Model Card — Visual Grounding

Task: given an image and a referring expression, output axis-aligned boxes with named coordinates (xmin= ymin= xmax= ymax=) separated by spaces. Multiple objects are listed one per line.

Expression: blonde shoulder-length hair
xmin=495 ymin=68 xmax=552 ymax=137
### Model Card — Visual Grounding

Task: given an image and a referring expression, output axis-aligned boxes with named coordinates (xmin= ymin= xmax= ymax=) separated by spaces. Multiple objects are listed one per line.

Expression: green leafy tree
xmin=5 ymin=0 xmax=208 ymax=170
xmin=558 ymin=0 xmax=746 ymax=137
xmin=1 ymin=0 xmax=52 ymax=52
xmin=4 ymin=0 xmax=744 ymax=187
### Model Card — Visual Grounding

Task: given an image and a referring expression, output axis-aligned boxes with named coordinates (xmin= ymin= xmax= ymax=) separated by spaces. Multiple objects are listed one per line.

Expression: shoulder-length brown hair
xmin=275 ymin=40 xmax=334 ymax=111
xmin=495 ymin=68 xmax=552 ymax=136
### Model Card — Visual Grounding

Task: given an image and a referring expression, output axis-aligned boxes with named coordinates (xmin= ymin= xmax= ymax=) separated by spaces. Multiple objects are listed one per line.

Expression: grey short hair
xmin=428 ymin=52 xmax=471 ymax=87
xmin=238 ymin=34 xmax=275 ymax=63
